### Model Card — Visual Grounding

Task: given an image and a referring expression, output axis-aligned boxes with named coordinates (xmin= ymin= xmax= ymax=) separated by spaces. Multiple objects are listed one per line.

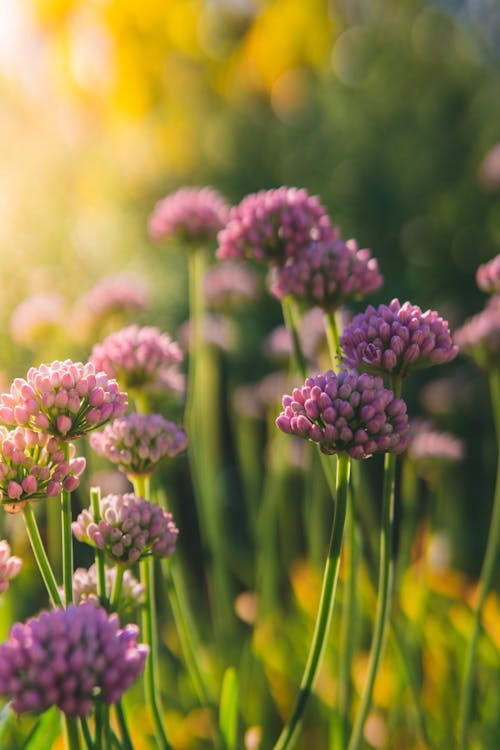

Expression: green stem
xmin=110 ymin=565 xmax=125 ymax=610
xmin=458 ymin=368 xmax=500 ymax=749
xmin=80 ymin=718 xmax=94 ymax=750
xmin=115 ymin=700 xmax=134 ymax=750
xmin=61 ymin=442 xmax=74 ymax=606
xmin=324 ymin=309 xmax=341 ymax=368
xmin=22 ymin=502 xmax=63 ymax=608
xmin=64 ymin=715 xmax=82 ymax=750
xmin=273 ymin=452 xmax=350 ymax=750
xmin=347 ymin=376 xmax=402 ymax=750
xmin=90 ymin=487 xmax=108 ymax=604
xmin=281 ymin=297 xmax=307 ymax=379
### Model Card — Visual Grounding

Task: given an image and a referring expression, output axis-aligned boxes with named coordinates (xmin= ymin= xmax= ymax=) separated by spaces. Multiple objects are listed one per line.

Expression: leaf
xmin=21 ymin=708 xmax=61 ymax=750
xmin=219 ymin=667 xmax=239 ymax=750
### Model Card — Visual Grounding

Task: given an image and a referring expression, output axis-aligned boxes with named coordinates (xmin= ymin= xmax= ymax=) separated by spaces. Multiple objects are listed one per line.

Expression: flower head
xmin=72 ymin=493 xmax=178 ymax=564
xmin=90 ymin=325 xmax=183 ymax=393
xmin=0 ymin=540 xmax=22 ymax=593
xmin=340 ymin=299 xmax=459 ymax=377
xmin=476 ymin=255 xmax=500 ymax=295
xmin=0 ymin=427 xmax=85 ymax=513
xmin=0 ymin=361 xmax=128 ymax=439
xmin=67 ymin=564 xmax=145 ymax=614
xmin=270 ymin=238 xmax=383 ymax=310
xmin=216 ymin=186 xmax=334 ymax=265
xmin=203 ymin=261 xmax=260 ymax=309
xmin=454 ymin=295 xmax=500 ymax=370
xmin=408 ymin=421 xmax=464 ymax=475
xmin=276 ymin=369 xmax=410 ymax=459
xmin=149 ymin=186 xmax=230 ymax=243
xmin=90 ymin=412 xmax=187 ymax=477
xmin=10 ymin=293 xmax=65 ymax=348
xmin=0 ymin=603 xmax=148 ymax=715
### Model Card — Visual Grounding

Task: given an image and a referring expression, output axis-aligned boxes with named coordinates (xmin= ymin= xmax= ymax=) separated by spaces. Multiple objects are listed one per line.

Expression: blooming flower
xmin=0 ymin=540 xmax=22 ymax=593
xmin=0 ymin=361 xmax=128 ymax=439
xmin=148 ymin=186 xmax=230 ymax=243
xmin=340 ymin=299 xmax=459 ymax=377
xmin=203 ymin=261 xmax=260 ymax=309
xmin=269 ymin=238 xmax=383 ymax=310
xmin=72 ymin=493 xmax=178 ymax=564
xmin=476 ymin=255 xmax=500 ymax=295
xmin=276 ymin=369 xmax=410 ymax=459
xmin=216 ymin=186 xmax=334 ymax=265
xmin=0 ymin=603 xmax=148 ymax=715
xmin=9 ymin=293 xmax=65 ymax=348
xmin=454 ymin=295 xmax=500 ymax=370
xmin=90 ymin=325 xmax=183 ymax=394
xmin=66 ymin=564 xmax=145 ymax=613
xmin=407 ymin=421 xmax=464 ymax=482
xmin=90 ymin=412 xmax=187 ymax=477
xmin=0 ymin=427 xmax=86 ymax=513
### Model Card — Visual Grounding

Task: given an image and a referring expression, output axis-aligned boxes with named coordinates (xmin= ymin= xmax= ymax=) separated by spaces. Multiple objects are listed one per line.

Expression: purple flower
xmin=0 ymin=426 xmax=85 ymax=514
xmin=216 ymin=186 xmax=334 ymax=265
xmin=0 ymin=603 xmax=148 ymax=715
xmin=65 ymin=564 xmax=145 ymax=614
xmin=90 ymin=325 xmax=183 ymax=394
xmin=454 ymin=295 xmax=500 ymax=370
xmin=269 ymin=238 xmax=383 ymax=310
xmin=276 ymin=369 xmax=410 ymax=459
xmin=0 ymin=540 xmax=22 ymax=594
xmin=340 ymin=299 xmax=459 ymax=377
xmin=149 ymin=186 xmax=230 ymax=243
xmin=476 ymin=255 xmax=500 ymax=295
xmin=72 ymin=493 xmax=178 ymax=564
xmin=90 ymin=412 xmax=188 ymax=477
xmin=203 ymin=261 xmax=260 ymax=309
xmin=0 ymin=361 xmax=128 ymax=439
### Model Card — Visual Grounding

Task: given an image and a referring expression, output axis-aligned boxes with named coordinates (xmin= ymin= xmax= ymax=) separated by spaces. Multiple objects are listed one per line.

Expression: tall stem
xmin=61 ymin=442 xmax=74 ymax=606
xmin=458 ymin=368 xmax=500 ymax=749
xmin=281 ymin=298 xmax=307 ymax=379
xmin=23 ymin=502 xmax=63 ymax=608
xmin=90 ymin=486 xmax=108 ymax=604
xmin=63 ymin=715 xmax=82 ymax=750
xmin=324 ymin=309 xmax=341 ymax=368
xmin=347 ymin=376 xmax=401 ymax=750
xmin=273 ymin=452 xmax=350 ymax=750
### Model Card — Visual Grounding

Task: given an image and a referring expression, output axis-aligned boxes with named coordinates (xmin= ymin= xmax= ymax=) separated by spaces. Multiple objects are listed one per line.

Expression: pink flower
xmin=149 ymin=187 xmax=230 ymax=243
xmin=476 ymin=255 xmax=500 ymax=295
xmin=0 ymin=540 xmax=22 ymax=593
xmin=9 ymin=293 xmax=65 ymax=348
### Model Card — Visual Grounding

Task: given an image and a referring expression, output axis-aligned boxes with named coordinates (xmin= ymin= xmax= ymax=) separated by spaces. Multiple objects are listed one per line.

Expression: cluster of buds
xmin=0 ymin=540 xmax=22 ymax=593
xmin=72 ymin=493 xmax=178 ymax=564
xmin=0 ymin=360 xmax=128 ymax=439
xmin=454 ymin=295 xmax=500 ymax=371
xmin=276 ymin=369 xmax=410 ymax=459
xmin=203 ymin=261 xmax=260 ymax=309
xmin=90 ymin=412 xmax=188 ymax=477
xmin=476 ymin=254 xmax=500 ymax=295
xmin=68 ymin=564 xmax=145 ymax=613
xmin=0 ymin=426 xmax=85 ymax=513
xmin=149 ymin=186 xmax=230 ymax=243
xmin=0 ymin=603 xmax=147 ymax=715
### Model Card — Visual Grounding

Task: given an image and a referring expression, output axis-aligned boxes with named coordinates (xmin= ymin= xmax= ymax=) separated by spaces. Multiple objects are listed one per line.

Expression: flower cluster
xmin=276 ymin=369 xmax=410 ymax=459
xmin=149 ymin=186 xmax=230 ymax=243
xmin=10 ymin=293 xmax=65 ymax=348
xmin=454 ymin=295 xmax=500 ymax=370
xmin=270 ymin=238 xmax=383 ymax=310
xmin=217 ymin=187 xmax=333 ymax=265
xmin=407 ymin=422 xmax=464 ymax=479
xmin=203 ymin=261 xmax=260 ymax=309
xmin=0 ymin=603 xmax=148 ymax=715
xmin=0 ymin=427 xmax=85 ymax=513
xmin=340 ymin=299 xmax=459 ymax=377
xmin=0 ymin=540 xmax=22 ymax=593
xmin=72 ymin=273 xmax=150 ymax=339
xmin=90 ymin=325 xmax=183 ymax=393
xmin=476 ymin=255 xmax=500 ymax=295
xmin=90 ymin=412 xmax=188 ymax=477
xmin=72 ymin=493 xmax=179 ymax=564
xmin=69 ymin=564 xmax=145 ymax=612
xmin=0 ymin=361 xmax=128 ymax=439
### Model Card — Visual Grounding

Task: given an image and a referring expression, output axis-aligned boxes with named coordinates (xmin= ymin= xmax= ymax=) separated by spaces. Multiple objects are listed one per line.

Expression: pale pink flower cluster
xmin=67 ymin=564 xmax=145 ymax=613
xmin=203 ymin=262 xmax=260 ymax=308
xmin=476 ymin=255 xmax=500 ymax=295
xmin=72 ymin=273 xmax=150 ymax=337
xmin=0 ymin=361 xmax=128 ymax=439
xmin=408 ymin=422 xmax=464 ymax=464
xmin=454 ymin=295 xmax=500 ymax=371
xmin=0 ymin=540 xmax=22 ymax=593
xmin=9 ymin=293 xmax=65 ymax=348
xmin=149 ymin=186 xmax=230 ymax=243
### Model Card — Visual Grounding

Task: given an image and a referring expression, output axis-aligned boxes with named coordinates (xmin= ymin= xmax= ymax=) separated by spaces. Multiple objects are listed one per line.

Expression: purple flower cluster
xmin=0 ymin=427 xmax=85 ymax=513
xmin=90 ymin=412 xmax=188 ymax=477
xmin=476 ymin=255 xmax=500 ymax=295
xmin=270 ymin=238 xmax=383 ymax=310
xmin=0 ymin=361 xmax=128 ymax=439
xmin=216 ymin=187 xmax=333 ymax=265
xmin=72 ymin=493 xmax=178 ymax=564
xmin=149 ymin=186 xmax=230 ymax=243
xmin=340 ymin=299 xmax=459 ymax=377
xmin=454 ymin=295 xmax=500 ymax=370
xmin=276 ymin=369 xmax=410 ymax=459
xmin=0 ymin=603 xmax=147 ymax=715
xmin=68 ymin=564 xmax=145 ymax=612
xmin=0 ymin=540 xmax=22 ymax=594
xmin=90 ymin=325 xmax=183 ymax=393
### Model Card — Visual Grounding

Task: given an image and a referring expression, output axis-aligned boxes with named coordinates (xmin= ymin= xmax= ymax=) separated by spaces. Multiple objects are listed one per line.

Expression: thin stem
xmin=324 ymin=309 xmax=341 ymax=368
xmin=80 ymin=717 xmax=95 ymax=750
xmin=281 ymin=298 xmax=307 ymax=379
xmin=115 ymin=701 xmax=134 ymax=750
xmin=22 ymin=502 xmax=63 ymax=608
xmin=110 ymin=565 xmax=125 ymax=610
xmin=61 ymin=442 xmax=74 ymax=606
xmin=273 ymin=452 xmax=350 ymax=750
xmin=90 ymin=487 xmax=108 ymax=604
xmin=347 ymin=376 xmax=402 ymax=750
xmin=64 ymin=715 xmax=82 ymax=750
xmin=458 ymin=368 xmax=500 ymax=749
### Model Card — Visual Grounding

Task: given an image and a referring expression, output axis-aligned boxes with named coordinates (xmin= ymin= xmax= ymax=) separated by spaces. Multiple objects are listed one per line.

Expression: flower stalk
xmin=22 ymin=502 xmax=63 ymax=608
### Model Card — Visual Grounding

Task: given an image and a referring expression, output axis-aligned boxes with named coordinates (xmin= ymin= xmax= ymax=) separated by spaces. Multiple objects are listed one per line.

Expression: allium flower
xmin=177 ymin=313 xmax=235 ymax=352
xmin=67 ymin=564 xmax=145 ymax=613
xmin=203 ymin=262 xmax=260 ymax=308
xmin=276 ymin=369 xmax=410 ymax=459
xmin=148 ymin=186 xmax=230 ymax=243
xmin=270 ymin=238 xmax=383 ymax=310
xmin=340 ymin=299 xmax=459 ymax=377
xmin=0 ymin=603 xmax=148 ymax=715
xmin=72 ymin=493 xmax=178 ymax=564
xmin=0 ymin=361 xmax=128 ymax=439
xmin=216 ymin=186 xmax=334 ymax=265
xmin=0 ymin=427 xmax=86 ymax=514
xmin=9 ymin=293 xmax=65 ymax=348
xmin=454 ymin=296 xmax=500 ymax=370
xmin=90 ymin=325 xmax=183 ymax=393
xmin=476 ymin=255 xmax=500 ymax=295
xmin=408 ymin=421 xmax=464 ymax=464
xmin=0 ymin=540 xmax=22 ymax=593
xmin=90 ymin=412 xmax=187 ymax=477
